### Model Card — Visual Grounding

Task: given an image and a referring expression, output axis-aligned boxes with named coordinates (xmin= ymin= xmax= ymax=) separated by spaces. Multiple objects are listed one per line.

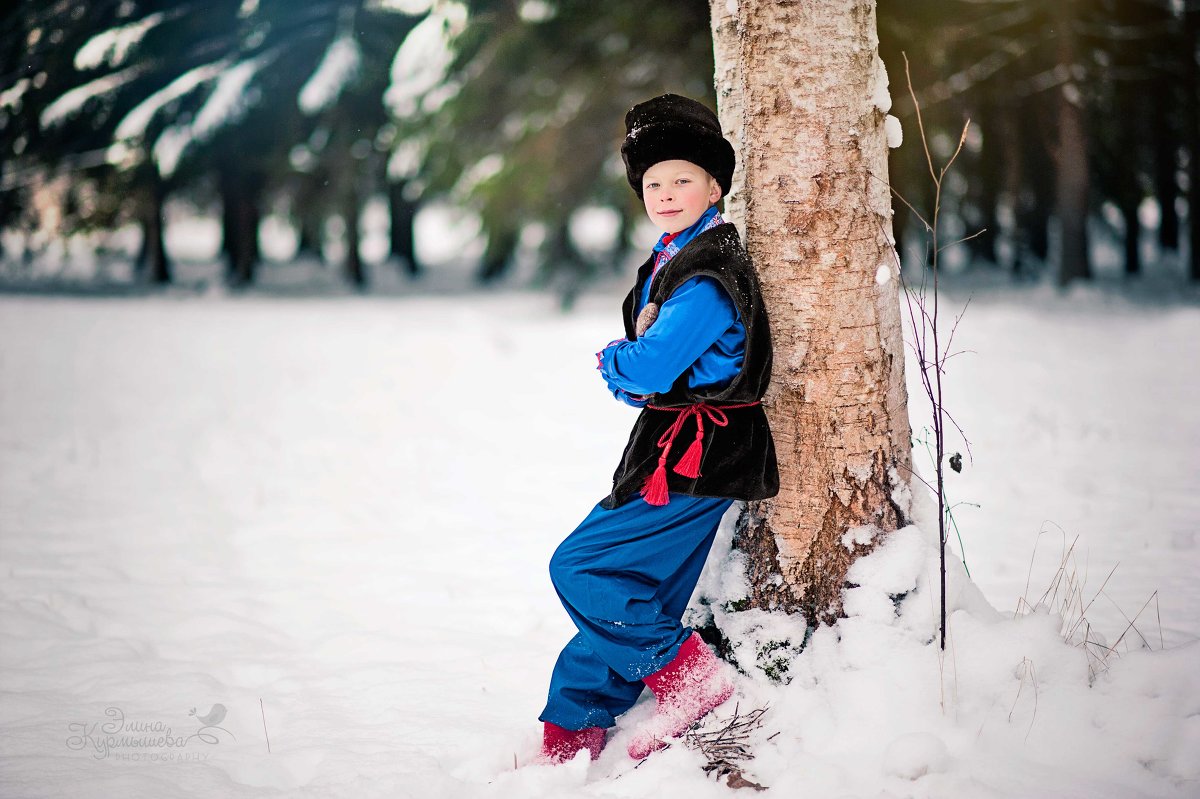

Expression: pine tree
xmin=404 ymin=0 xmax=714 ymax=287
xmin=7 ymin=0 xmax=424 ymax=287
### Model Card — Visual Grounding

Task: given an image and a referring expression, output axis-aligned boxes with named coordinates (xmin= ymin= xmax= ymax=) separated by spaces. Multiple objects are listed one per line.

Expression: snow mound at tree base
xmin=483 ymin=518 xmax=1199 ymax=798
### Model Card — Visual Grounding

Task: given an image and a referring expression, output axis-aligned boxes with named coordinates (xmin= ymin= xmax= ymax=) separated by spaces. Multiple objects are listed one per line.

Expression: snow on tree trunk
xmin=710 ymin=0 xmax=913 ymax=626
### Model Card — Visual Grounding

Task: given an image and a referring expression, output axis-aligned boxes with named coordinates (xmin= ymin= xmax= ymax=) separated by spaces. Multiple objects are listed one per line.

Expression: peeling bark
xmin=711 ymin=0 xmax=913 ymax=627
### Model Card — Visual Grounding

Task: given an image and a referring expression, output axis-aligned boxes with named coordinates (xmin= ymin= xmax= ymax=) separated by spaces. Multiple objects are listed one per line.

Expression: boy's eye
xmin=677 ymin=178 xmax=690 ymax=184
xmin=645 ymin=182 xmax=658 ymax=190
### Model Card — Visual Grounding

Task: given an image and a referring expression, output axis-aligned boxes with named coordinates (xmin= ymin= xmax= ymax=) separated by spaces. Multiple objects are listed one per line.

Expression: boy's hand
xmin=612 ymin=387 xmax=649 ymax=407
xmin=596 ymin=341 xmax=648 ymax=407
xmin=595 ymin=338 xmax=626 ymax=372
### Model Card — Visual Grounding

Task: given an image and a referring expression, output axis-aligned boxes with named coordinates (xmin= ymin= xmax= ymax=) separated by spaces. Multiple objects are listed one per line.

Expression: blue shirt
xmin=599 ymin=207 xmax=747 ymax=402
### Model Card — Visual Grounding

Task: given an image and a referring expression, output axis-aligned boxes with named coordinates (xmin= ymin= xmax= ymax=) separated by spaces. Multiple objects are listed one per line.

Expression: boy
xmin=539 ymin=93 xmax=779 ymax=763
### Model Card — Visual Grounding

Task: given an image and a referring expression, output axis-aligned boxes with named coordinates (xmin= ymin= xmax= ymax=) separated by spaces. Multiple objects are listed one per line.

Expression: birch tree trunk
xmin=710 ymin=0 xmax=913 ymax=627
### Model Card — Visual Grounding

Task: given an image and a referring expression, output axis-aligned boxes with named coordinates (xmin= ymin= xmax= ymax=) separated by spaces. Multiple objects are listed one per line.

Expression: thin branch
xmin=894 ymin=459 xmax=939 ymax=496
xmin=867 ymin=169 xmax=932 ymax=233
xmin=940 ymin=348 xmax=977 ymax=365
xmin=683 ymin=703 xmax=772 ymax=790
xmin=940 ymin=118 xmax=972 ymax=180
xmin=928 ymin=398 xmax=976 ymax=465
xmin=903 ymin=51 xmax=939 ymax=189
xmin=936 ymin=227 xmax=989 ymax=255
xmin=942 ymin=296 xmax=974 ymax=361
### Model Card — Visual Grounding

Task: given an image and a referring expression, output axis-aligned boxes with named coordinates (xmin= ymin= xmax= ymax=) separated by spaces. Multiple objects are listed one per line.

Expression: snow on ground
xmin=0 ymin=282 xmax=1197 ymax=797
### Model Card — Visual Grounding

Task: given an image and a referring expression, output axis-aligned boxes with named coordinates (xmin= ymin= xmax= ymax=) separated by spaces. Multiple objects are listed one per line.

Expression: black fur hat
xmin=621 ymin=93 xmax=735 ymax=200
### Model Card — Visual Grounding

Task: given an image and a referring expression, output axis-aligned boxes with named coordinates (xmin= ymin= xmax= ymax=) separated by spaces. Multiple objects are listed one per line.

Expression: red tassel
xmin=641 ymin=463 xmax=671 ymax=506
xmin=672 ymin=437 xmax=703 ymax=478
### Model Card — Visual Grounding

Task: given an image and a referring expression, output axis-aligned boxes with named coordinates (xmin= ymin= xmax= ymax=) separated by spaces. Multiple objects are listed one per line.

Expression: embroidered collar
xmin=651 ymin=205 xmax=724 ymax=272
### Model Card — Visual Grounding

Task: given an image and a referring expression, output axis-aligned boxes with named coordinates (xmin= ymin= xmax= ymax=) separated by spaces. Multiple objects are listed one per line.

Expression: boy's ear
xmin=708 ymin=176 xmax=722 ymax=204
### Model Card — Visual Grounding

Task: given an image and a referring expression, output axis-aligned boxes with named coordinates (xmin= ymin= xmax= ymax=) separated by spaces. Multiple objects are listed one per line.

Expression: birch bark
xmin=709 ymin=0 xmax=913 ymax=625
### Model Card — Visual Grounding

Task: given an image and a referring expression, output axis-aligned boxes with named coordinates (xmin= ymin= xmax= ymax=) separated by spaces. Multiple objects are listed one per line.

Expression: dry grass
xmin=1016 ymin=522 xmax=1164 ymax=684
xmin=1008 ymin=656 xmax=1039 ymax=742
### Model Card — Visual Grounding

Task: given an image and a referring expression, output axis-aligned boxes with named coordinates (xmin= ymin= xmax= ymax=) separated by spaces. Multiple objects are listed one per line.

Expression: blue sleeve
xmin=606 ymin=381 xmax=650 ymax=407
xmin=599 ymin=276 xmax=739 ymax=396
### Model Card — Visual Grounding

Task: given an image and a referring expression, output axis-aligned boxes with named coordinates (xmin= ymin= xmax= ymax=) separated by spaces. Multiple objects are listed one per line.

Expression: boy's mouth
xmin=657 ymin=209 xmax=682 ymax=217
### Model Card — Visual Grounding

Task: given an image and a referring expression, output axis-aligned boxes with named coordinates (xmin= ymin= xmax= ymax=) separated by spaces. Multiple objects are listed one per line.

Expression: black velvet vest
xmin=601 ymin=222 xmax=780 ymax=509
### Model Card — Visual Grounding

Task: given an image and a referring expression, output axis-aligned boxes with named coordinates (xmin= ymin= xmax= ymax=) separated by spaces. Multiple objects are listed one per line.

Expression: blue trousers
xmin=539 ymin=493 xmax=735 ymax=731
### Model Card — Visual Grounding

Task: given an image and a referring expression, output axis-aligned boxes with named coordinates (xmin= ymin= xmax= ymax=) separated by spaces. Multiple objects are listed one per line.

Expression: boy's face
xmin=641 ymin=159 xmax=722 ymax=235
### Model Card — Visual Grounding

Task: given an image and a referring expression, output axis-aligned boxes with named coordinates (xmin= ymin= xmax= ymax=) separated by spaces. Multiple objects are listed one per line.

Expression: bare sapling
xmin=871 ymin=52 xmax=981 ymax=651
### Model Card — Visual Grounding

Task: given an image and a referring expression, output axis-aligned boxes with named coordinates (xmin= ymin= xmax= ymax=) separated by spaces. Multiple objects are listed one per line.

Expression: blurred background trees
xmin=878 ymin=0 xmax=1200 ymax=285
xmin=2 ymin=0 xmax=422 ymax=288
xmin=1 ymin=0 xmax=1197 ymax=293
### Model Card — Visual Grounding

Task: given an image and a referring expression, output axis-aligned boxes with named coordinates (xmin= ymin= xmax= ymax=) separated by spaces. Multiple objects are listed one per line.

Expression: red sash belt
xmin=639 ymin=401 xmax=761 ymax=506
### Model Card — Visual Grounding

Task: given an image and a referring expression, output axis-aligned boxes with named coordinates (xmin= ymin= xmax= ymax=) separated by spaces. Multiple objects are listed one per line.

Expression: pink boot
xmin=541 ymin=721 xmax=606 ymax=763
xmin=627 ymin=632 xmax=735 ymax=759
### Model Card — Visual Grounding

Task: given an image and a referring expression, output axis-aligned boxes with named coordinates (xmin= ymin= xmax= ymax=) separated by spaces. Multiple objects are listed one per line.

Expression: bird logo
xmin=190 ymin=704 xmax=227 ymax=726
